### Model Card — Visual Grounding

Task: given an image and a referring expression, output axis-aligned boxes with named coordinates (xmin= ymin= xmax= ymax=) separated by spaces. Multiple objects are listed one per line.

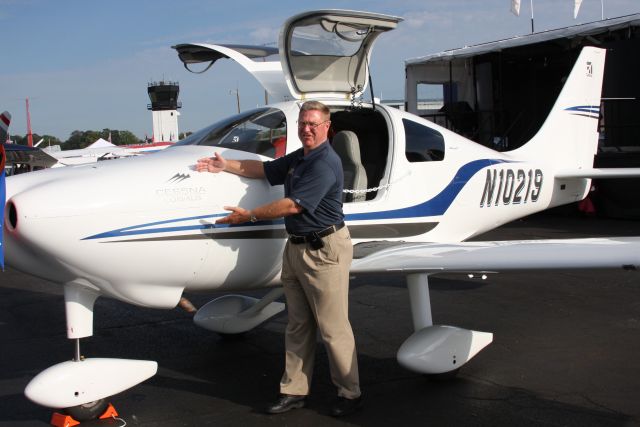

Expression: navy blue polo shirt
xmin=263 ymin=141 xmax=344 ymax=235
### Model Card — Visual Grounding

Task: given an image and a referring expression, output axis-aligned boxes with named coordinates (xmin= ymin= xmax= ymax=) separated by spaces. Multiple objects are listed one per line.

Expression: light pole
xmin=230 ymin=85 xmax=240 ymax=114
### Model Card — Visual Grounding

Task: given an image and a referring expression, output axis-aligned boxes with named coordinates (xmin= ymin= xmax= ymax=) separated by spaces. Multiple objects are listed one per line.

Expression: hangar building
xmin=405 ymin=13 xmax=640 ymax=218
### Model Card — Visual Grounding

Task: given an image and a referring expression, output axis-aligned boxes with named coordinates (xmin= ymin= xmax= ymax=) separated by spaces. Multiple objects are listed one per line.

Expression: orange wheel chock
xmin=98 ymin=403 xmax=118 ymax=419
xmin=50 ymin=403 xmax=118 ymax=426
xmin=50 ymin=412 xmax=80 ymax=427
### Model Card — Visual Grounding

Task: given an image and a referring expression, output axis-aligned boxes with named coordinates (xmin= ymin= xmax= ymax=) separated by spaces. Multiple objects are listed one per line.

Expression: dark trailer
xmin=405 ymin=13 xmax=640 ymax=218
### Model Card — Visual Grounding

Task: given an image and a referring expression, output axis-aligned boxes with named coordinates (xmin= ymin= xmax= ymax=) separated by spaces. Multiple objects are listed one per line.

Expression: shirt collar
xmin=301 ymin=140 xmax=328 ymax=161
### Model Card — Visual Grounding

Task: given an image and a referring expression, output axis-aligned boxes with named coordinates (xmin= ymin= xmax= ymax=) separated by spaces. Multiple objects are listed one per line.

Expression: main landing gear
xmin=397 ymin=273 xmax=493 ymax=375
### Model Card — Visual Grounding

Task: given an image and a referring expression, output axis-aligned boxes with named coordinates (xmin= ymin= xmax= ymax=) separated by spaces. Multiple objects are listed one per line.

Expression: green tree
xmin=117 ymin=130 xmax=141 ymax=145
xmin=6 ymin=134 xmax=61 ymax=147
xmin=10 ymin=129 xmax=143 ymax=149
xmin=62 ymin=130 xmax=143 ymax=150
xmin=34 ymin=134 xmax=63 ymax=147
xmin=64 ymin=130 xmax=93 ymax=150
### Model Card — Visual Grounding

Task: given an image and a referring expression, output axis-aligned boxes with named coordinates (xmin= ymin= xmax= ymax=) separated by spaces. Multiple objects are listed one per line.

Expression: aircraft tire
xmin=218 ymin=332 xmax=247 ymax=341
xmin=63 ymin=398 xmax=109 ymax=421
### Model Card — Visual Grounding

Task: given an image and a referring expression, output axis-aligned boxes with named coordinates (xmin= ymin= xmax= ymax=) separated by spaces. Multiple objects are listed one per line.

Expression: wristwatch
xmin=249 ymin=213 xmax=258 ymax=223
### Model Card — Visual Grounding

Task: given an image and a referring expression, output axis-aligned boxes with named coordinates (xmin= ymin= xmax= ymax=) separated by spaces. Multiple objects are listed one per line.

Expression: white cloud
xmin=249 ymin=26 xmax=280 ymax=43
xmin=403 ymin=10 xmax=449 ymax=29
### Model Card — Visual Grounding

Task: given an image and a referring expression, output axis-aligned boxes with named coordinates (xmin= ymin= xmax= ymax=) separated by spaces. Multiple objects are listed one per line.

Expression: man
xmin=196 ymin=101 xmax=361 ymax=417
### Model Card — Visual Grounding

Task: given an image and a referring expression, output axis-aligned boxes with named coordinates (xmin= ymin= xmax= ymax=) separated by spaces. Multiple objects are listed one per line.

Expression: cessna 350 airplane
xmin=4 ymin=9 xmax=640 ymax=421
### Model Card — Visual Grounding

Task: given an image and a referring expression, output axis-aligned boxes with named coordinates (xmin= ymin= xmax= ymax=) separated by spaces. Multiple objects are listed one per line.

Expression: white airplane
xmin=42 ymin=140 xmax=174 ymax=168
xmin=3 ymin=9 xmax=640 ymax=422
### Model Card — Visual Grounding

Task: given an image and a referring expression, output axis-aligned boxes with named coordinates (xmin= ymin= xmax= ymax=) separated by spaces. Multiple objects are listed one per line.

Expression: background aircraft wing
xmin=3 ymin=144 xmax=58 ymax=169
xmin=351 ymin=237 xmax=640 ymax=274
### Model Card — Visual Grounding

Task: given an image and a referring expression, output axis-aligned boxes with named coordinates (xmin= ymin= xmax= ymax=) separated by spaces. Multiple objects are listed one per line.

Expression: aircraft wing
xmin=351 ymin=237 xmax=640 ymax=274
xmin=3 ymin=143 xmax=59 ymax=169
xmin=555 ymin=168 xmax=640 ymax=179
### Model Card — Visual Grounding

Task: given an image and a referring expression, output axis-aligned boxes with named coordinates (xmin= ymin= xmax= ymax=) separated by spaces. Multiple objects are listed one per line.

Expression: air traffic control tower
xmin=147 ymin=81 xmax=181 ymax=142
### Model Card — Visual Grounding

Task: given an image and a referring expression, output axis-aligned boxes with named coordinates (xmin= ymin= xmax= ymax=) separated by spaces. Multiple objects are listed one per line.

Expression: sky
xmin=2 ymin=0 xmax=638 ymax=142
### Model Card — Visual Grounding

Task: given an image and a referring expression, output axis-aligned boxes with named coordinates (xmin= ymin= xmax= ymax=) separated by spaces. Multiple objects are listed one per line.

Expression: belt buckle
xmin=289 ymin=234 xmax=305 ymax=244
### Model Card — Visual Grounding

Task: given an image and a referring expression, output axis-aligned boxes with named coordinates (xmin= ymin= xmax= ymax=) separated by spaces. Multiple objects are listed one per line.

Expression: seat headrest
xmin=332 ymin=131 xmax=360 ymax=160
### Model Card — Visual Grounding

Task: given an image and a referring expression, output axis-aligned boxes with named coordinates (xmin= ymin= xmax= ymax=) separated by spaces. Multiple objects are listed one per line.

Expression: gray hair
xmin=299 ymin=101 xmax=330 ymax=121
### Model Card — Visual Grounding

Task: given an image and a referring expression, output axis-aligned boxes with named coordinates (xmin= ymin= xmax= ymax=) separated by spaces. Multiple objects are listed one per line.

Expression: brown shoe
xmin=265 ymin=394 xmax=306 ymax=414
xmin=178 ymin=297 xmax=197 ymax=313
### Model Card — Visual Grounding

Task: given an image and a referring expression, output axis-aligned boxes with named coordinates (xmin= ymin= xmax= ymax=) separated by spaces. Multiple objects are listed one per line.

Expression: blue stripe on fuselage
xmin=346 ymin=158 xmax=509 ymax=220
xmin=84 ymin=213 xmax=229 ymax=240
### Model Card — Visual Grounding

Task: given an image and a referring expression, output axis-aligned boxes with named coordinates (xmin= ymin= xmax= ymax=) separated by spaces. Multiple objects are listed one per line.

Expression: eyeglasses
xmin=297 ymin=120 xmax=329 ymax=129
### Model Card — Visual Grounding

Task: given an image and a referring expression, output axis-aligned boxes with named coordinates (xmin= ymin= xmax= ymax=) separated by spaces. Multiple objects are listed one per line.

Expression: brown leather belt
xmin=289 ymin=222 xmax=345 ymax=244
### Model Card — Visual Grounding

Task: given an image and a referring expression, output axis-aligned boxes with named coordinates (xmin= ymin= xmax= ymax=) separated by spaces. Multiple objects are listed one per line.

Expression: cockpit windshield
xmin=173 ymin=107 xmax=287 ymax=159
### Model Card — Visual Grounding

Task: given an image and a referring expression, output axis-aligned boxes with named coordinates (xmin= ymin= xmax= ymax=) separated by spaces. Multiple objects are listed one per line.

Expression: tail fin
xmin=510 ymin=47 xmax=606 ymax=170
xmin=0 ymin=111 xmax=11 ymax=144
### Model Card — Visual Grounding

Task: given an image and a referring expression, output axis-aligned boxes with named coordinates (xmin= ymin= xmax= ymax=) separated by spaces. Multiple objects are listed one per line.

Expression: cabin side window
xmin=403 ymin=118 xmax=445 ymax=162
xmin=174 ymin=107 xmax=287 ymax=159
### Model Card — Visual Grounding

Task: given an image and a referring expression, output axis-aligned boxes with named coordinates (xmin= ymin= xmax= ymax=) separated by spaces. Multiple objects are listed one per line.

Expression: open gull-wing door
xmin=279 ymin=10 xmax=402 ymax=100
xmin=172 ymin=43 xmax=292 ymax=101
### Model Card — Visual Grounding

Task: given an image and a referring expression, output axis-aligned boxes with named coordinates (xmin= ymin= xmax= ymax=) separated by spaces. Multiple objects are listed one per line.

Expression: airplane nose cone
xmin=3 ymin=181 xmax=79 ymax=282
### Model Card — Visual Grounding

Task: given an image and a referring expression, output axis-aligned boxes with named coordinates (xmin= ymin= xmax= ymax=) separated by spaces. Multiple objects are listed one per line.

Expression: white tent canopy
xmin=88 ymin=138 xmax=115 ymax=148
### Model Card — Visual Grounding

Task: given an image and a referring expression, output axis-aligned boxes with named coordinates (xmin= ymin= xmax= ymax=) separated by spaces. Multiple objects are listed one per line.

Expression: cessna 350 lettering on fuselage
xmin=3 ymin=9 xmax=640 ymax=420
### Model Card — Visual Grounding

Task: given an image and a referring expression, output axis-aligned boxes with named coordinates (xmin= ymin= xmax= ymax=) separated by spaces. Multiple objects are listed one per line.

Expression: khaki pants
xmin=279 ymin=226 xmax=361 ymax=399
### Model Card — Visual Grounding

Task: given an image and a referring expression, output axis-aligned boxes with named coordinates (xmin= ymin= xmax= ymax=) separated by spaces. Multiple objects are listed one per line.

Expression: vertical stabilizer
xmin=0 ymin=111 xmax=11 ymax=143
xmin=510 ymin=47 xmax=606 ymax=170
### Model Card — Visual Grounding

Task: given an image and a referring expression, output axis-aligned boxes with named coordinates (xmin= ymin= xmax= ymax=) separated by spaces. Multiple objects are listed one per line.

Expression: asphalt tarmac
xmin=1 ymin=213 xmax=639 ymax=427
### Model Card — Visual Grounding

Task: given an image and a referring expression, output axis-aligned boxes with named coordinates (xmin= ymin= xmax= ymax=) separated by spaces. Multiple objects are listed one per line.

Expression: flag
xmin=0 ymin=143 xmax=6 ymax=270
xmin=511 ymin=0 xmax=521 ymax=16
xmin=574 ymin=0 xmax=583 ymax=18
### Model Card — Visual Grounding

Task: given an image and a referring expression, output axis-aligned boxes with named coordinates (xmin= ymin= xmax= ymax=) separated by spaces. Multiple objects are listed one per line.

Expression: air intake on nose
xmin=5 ymin=201 xmax=17 ymax=230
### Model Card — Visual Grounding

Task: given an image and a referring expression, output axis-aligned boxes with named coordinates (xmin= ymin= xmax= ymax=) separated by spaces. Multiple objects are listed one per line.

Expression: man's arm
xmin=215 ymin=198 xmax=303 ymax=225
xmin=196 ymin=152 xmax=265 ymax=179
